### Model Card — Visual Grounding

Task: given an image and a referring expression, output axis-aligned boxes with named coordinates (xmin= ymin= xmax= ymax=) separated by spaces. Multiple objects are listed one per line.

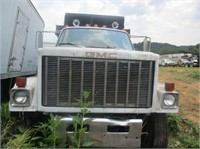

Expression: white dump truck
xmin=9 ymin=13 xmax=179 ymax=148
xmin=1 ymin=0 xmax=44 ymax=100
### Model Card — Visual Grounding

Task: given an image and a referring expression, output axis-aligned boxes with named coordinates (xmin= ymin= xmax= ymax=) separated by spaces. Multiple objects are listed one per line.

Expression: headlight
xmin=163 ymin=94 xmax=176 ymax=106
xmin=13 ymin=91 xmax=29 ymax=104
xmin=10 ymin=90 xmax=30 ymax=107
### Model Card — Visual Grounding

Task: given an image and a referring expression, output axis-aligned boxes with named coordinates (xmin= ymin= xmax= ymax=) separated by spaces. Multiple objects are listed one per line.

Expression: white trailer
xmin=1 ymin=0 xmax=44 ymax=100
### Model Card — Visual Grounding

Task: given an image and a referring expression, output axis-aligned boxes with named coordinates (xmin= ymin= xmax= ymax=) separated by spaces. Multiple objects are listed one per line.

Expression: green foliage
xmin=33 ymin=113 xmax=67 ymax=148
xmin=168 ymin=113 xmax=182 ymax=132
xmin=134 ymin=42 xmax=200 ymax=55
xmin=6 ymin=129 xmax=33 ymax=149
xmin=168 ymin=114 xmax=200 ymax=148
xmin=70 ymin=91 xmax=95 ymax=148
xmin=188 ymin=43 xmax=200 ymax=55
xmin=134 ymin=42 xmax=194 ymax=54
xmin=0 ymin=103 xmax=15 ymax=147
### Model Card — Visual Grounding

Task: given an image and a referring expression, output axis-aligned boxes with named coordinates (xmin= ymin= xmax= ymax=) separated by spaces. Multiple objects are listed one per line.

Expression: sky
xmin=31 ymin=0 xmax=200 ymax=46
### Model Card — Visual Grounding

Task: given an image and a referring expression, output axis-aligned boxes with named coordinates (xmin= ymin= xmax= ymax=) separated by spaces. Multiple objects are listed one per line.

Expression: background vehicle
xmin=160 ymin=58 xmax=176 ymax=66
xmin=1 ymin=0 xmax=44 ymax=101
xmin=9 ymin=13 xmax=179 ymax=148
xmin=177 ymin=58 xmax=193 ymax=67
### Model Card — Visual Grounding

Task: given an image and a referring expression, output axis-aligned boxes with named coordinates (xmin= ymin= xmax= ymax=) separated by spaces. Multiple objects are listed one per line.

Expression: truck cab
xmin=9 ymin=13 xmax=179 ymax=148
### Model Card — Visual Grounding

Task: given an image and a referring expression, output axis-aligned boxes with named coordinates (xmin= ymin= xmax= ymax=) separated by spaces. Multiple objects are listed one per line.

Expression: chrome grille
xmin=42 ymin=56 xmax=155 ymax=108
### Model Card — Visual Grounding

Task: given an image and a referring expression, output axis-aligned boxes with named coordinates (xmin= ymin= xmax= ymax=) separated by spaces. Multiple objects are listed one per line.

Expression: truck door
xmin=9 ymin=10 xmax=29 ymax=71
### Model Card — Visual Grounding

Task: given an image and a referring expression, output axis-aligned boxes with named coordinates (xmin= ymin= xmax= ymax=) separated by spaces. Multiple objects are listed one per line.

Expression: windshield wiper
xmin=86 ymin=45 xmax=116 ymax=49
xmin=58 ymin=42 xmax=83 ymax=47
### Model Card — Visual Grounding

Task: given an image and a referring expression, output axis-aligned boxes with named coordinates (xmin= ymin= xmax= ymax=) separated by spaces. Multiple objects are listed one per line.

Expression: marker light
xmin=112 ymin=21 xmax=119 ymax=29
xmin=165 ymin=83 xmax=174 ymax=91
xmin=72 ymin=19 xmax=80 ymax=26
xmin=94 ymin=24 xmax=98 ymax=27
xmin=85 ymin=24 xmax=90 ymax=26
xmin=16 ymin=77 xmax=27 ymax=87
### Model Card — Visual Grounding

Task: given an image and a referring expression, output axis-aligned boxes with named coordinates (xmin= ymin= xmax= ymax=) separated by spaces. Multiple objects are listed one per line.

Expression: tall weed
xmin=0 ymin=103 xmax=15 ymax=147
xmin=32 ymin=113 xmax=67 ymax=148
xmin=6 ymin=129 xmax=33 ymax=149
xmin=70 ymin=91 xmax=95 ymax=148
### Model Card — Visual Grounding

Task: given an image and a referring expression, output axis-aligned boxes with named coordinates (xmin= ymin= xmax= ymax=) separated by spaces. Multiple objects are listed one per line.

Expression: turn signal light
xmin=165 ymin=83 xmax=174 ymax=91
xmin=16 ymin=77 xmax=27 ymax=87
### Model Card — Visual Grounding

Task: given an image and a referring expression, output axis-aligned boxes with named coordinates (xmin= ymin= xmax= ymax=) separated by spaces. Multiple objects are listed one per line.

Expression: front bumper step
xmin=60 ymin=117 xmax=143 ymax=148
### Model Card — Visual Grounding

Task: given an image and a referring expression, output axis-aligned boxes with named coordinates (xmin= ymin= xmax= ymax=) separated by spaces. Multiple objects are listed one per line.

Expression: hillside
xmin=133 ymin=42 xmax=199 ymax=55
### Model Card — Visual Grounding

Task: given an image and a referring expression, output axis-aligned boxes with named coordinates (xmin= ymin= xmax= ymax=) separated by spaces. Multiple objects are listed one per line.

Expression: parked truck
xmin=1 ymin=0 xmax=44 ymax=101
xmin=9 ymin=13 xmax=179 ymax=148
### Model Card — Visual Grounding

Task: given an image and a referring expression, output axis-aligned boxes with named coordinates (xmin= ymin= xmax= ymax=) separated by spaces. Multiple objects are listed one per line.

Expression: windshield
xmin=56 ymin=28 xmax=133 ymax=50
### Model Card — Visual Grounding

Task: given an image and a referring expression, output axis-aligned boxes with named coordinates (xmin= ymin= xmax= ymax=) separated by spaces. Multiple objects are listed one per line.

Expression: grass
xmin=168 ymin=114 xmax=200 ymax=148
xmin=159 ymin=67 xmax=199 ymax=83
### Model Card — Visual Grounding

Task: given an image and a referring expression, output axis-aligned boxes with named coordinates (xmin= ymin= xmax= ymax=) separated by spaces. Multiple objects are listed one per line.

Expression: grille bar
xmin=115 ymin=61 xmax=119 ymax=107
xmin=92 ymin=61 xmax=96 ymax=105
xmin=42 ymin=56 xmax=155 ymax=108
xmin=44 ymin=57 xmax=48 ymax=105
xmin=147 ymin=61 xmax=153 ymax=107
xmin=56 ymin=57 xmax=60 ymax=106
xmin=136 ymin=62 xmax=141 ymax=107
xmin=80 ymin=60 xmax=84 ymax=100
xmin=103 ymin=61 xmax=108 ymax=107
xmin=68 ymin=59 xmax=72 ymax=106
xmin=125 ymin=62 xmax=130 ymax=106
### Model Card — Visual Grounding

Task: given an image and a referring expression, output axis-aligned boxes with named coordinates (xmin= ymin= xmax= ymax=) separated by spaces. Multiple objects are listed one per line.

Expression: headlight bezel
xmin=162 ymin=93 xmax=178 ymax=109
xmin=10 ymin=89 xmax=30 ymax=107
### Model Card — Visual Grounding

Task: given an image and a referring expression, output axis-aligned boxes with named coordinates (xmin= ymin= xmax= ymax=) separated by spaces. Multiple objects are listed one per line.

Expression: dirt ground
xmin=158 ymin=67 xmax=199 ymax=127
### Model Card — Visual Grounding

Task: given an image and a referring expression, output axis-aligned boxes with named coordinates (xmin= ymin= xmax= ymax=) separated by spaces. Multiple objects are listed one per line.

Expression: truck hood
xmin=38 ymin=47 xmax=159 ymax=61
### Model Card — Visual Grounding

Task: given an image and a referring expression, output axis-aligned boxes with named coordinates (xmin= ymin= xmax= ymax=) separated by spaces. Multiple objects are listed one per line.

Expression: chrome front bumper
xmin=60 ymin=117 xmax=143 ymax=148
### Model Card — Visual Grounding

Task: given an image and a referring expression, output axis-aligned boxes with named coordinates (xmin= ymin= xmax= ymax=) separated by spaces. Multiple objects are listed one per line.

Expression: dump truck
xmin=9 ymin=13 xmax=179 ymax=148
xmin=1 ymin=0 xmax=44 ymax=101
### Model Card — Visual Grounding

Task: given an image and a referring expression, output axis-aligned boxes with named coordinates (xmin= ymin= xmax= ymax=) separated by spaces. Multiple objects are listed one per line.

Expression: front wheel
xmin=141 ymin=113 xmax=168 ymax=148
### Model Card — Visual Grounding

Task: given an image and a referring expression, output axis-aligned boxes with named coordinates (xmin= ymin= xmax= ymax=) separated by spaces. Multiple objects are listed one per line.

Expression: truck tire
xmin=141 ymin=113 xmax=168 ymax=148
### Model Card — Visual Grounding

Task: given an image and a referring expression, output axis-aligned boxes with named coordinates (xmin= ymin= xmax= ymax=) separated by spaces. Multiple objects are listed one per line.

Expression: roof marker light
xmin=72 ymin=19 xmax=80 ymax=27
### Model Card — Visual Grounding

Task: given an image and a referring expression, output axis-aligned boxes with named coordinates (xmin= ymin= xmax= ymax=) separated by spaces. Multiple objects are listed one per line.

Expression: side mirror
xmin=143 ymin=37 xmax=151 ymax=52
